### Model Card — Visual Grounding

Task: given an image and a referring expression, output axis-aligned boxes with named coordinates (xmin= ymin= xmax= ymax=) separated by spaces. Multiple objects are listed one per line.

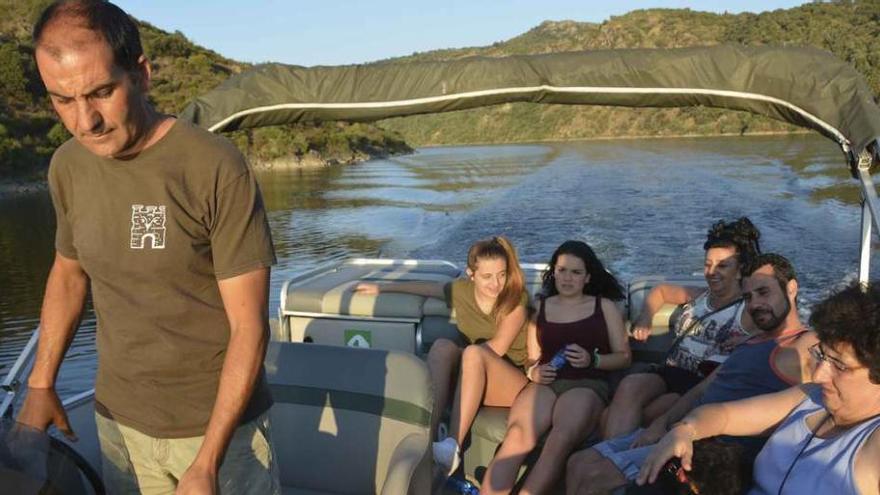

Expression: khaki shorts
xmin=548 ymin=377 xmax=610 ymax=403
xmin=95 ymin=412 xmax=280 ymax=495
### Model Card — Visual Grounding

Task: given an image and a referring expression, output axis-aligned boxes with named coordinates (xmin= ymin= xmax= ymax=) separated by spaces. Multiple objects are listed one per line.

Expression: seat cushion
xmin=284 ymin=263 xmax=459 ymax=317
xmin=271 ymin=404 xmax=425 ymax=493
xmin=470 ymin=406 xmax=509 ymax=444
xmin=265 ymin=343 xmax=432 ymax=494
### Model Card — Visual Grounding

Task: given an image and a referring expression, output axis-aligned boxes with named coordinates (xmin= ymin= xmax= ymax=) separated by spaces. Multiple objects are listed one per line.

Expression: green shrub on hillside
xmin=379 ymin=2 xmax=880 ymax=146
xmin=0 ymin=42 xmax=30 ymax=108
xmin=0 ymin=3 xmax=407 ymax=181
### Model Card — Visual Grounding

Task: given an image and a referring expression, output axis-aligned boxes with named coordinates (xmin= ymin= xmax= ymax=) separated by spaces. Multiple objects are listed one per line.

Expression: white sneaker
xmin=432 ymin=437 xmax=461 ymax=477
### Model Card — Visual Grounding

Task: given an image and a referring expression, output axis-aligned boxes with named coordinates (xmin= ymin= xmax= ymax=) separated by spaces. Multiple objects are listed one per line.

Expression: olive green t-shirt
xmin=444 ymin=278 xmax=528 ymax=366
xmin=48 ymin=120 xmax=276 ymax=438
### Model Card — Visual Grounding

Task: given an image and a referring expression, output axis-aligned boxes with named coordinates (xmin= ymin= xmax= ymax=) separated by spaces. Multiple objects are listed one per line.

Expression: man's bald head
xmin=33 ymin=0 xmax=143 ymax=73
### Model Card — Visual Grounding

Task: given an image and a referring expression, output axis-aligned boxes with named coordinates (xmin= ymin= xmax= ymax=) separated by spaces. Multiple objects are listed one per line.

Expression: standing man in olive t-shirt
xmin=17 ymin=1 xmax=279 ymax=494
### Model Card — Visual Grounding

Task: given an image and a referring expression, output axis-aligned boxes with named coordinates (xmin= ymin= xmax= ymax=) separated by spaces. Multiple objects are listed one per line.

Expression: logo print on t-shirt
xmin=130 ymin=204 xmax=166 ymax=249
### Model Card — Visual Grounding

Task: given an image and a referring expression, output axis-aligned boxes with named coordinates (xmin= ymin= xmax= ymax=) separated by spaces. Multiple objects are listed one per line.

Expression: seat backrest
xmin=264 ymin=342 xmax=432 ymax=494
xmin=283 ymin=262 xmax=460 ymax=317
xmin=627 ymin=275 xmax=707 ymax=363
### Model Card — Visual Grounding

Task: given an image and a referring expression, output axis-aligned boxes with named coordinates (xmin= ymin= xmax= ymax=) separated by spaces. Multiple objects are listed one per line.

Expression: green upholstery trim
xmin=270 ymin=383 xmax=430 ymax=428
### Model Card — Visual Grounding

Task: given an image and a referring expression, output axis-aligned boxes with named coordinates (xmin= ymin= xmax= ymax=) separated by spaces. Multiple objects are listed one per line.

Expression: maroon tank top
xmin=537 ymin=296 xmax=611 ymax=380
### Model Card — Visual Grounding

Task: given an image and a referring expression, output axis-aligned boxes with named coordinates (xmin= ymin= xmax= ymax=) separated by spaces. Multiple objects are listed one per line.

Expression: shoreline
xmin=249 ymin=149 xmax=377 ymax=171
xmin=0 ymin=130 xmax=817 ymax=198
xmin=0 ymin=180 xmax=49 ymax=197
xmin=411 ymin=129 xmax=814 ymax=148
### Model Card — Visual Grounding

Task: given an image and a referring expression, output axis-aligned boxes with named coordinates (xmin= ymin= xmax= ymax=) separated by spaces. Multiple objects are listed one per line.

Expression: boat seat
xmin=280 ymin=262 xmax=461 ymax=352
xmin=283 ymin=263 xmax=459 ymax=318
xmin=265 ymin=342 xmax=433 ymax=495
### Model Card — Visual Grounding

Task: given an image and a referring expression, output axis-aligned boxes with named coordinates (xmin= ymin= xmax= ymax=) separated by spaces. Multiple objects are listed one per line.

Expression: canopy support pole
xmin=856 ymin=146 xmax=880 ymax=285
xmin=860 ymin=200 xmax=872 ymax=286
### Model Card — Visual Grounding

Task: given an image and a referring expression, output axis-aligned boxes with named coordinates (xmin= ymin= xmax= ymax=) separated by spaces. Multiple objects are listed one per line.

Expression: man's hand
xmin=176 ymin=463 xmax=217 ymax=495
xmin=636 ymin=423 xmax=696 ymax=486
xmin=16 ymin=386 xmax=76 ymax=441
xmin=631 ymin=418 xmax=667 ymax=448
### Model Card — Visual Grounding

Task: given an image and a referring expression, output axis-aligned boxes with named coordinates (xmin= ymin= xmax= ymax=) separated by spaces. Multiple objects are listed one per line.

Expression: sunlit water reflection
xmin=0 ymin=135 xmax=874 ymax=399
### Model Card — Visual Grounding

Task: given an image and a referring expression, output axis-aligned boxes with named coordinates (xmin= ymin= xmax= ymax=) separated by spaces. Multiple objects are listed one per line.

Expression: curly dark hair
xmin=740 ymin=253 xmax=797 ymax=293
xmin=704 ymin=217 xmax=762 ymax=266
xmin=541 ymin=240 xmax=624 ymax=300
xmin=657 ymin=439 xmax=753 ymax=495
xmin=809 ymin=282 xmax=880 ymax=384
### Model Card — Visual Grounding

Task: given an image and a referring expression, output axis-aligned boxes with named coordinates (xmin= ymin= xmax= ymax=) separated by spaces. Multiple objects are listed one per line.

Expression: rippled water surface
xmin=1 ymin=135 xmax=875 ymax=399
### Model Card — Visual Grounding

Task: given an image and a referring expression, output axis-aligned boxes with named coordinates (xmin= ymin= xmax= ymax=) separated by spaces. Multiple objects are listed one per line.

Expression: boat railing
xmin=0 ymin=328 xmax=40 ymax=420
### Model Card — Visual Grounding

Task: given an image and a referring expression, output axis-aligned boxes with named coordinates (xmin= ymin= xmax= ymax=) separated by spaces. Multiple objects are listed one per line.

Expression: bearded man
xmin=565 ymin=253 xmax=816 ymax=495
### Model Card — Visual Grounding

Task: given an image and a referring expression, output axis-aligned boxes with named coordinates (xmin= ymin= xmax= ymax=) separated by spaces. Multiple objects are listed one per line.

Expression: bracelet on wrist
xmin=588 ymin=348 xmax=600 ymax=369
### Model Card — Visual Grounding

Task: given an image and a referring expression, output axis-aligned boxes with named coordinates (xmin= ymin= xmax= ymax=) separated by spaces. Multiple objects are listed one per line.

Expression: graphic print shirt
xmin=48 ymin=120 xmax=276 ymax=437
xmin=664 ymin=291 xmax=747 ymax=373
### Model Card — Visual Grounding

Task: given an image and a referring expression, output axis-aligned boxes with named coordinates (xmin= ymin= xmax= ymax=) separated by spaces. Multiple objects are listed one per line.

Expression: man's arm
xmin=637 ymin=385 xmax=809 ymax=485
xmin=17 ymin=252 xmax=88 ymax=438
xmin=177 ymin=267 xmax=271 ymax=494
xmin=631 ymin=284 xmax=701 ymax=341
xmin=784 ymin=331 xmax=818 ymax=384
xmin=631 ymin=370 xmax=717 ymax=447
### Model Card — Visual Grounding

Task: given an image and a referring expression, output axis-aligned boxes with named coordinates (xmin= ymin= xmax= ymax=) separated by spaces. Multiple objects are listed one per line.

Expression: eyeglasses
xmin=808 ymin=343 xmax=864 ymax=373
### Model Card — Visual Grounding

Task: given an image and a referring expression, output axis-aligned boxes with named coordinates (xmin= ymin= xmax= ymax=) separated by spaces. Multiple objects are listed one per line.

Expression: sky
xmin=113 ymin=1 xmax=809 ymax=67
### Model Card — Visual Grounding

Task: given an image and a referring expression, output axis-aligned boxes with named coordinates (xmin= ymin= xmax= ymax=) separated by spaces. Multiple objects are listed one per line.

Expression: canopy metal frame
xmin=855 ymin=141 xmax=880 ymax=286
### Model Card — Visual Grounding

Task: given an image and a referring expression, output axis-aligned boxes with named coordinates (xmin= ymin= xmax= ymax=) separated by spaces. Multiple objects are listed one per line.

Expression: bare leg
xmin=426 ymin=338 xmax=462 ymax=439
xmin=449 ymin=344 xmax=528 ymax=446
xmin=520 ymin=388 xmax=604 ymax=495
xmin=602 ymin=373 xmax=665 ymax=439
xmin=480 ymin=384 xmax=556 ymax=495
xmin=565 ymin=449 xmax=628 ymax=495
xmin=597 ymin=407 xmax=609 ymax=435
xmin=641 ymin=392 xmax=679 ymax=427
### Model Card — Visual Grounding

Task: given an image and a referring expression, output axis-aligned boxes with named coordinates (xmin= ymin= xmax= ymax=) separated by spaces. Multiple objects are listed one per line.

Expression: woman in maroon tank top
xmin=482 ymin=240 xmax=633 ymax=495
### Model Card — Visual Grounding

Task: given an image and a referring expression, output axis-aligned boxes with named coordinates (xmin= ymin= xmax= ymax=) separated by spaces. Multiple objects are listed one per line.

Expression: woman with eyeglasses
xmin=637 ymin=283 xmax=880 ymax=495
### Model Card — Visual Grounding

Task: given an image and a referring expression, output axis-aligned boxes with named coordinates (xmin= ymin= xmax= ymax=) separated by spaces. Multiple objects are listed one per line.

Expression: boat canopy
xmin=181 ymin=43 xmax=880 ymax=284
xmin=180 ymin=44 xmax=880 ymax=159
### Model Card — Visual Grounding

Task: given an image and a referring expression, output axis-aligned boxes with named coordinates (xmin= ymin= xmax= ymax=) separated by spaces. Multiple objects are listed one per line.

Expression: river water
xmin=0 ymin=135 xmax=874 ymax=399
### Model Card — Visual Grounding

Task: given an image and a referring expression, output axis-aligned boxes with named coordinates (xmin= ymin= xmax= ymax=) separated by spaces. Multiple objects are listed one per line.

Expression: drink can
xmin=549 ymin=347 xmax=568 ymax=370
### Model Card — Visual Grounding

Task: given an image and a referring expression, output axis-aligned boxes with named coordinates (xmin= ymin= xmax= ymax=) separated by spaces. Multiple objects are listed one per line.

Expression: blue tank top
xmin=749 ymin=386 xmax=880 ymax=495
xmin=697 ymin=330 xmax=803 ymax=407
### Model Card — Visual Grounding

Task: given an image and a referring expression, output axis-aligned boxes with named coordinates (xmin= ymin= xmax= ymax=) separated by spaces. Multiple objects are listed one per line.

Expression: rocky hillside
xmin=379 ymin=1 xmax=880 ymax=145
xmin=2 ymin=0 xmax=878 ymax=179
xmin=0 ymin=0 xmax=410 ymax=181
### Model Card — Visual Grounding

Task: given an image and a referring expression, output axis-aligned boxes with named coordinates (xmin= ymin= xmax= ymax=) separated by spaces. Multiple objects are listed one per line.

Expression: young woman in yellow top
xmin=355 ymin=236 xmax=530 ymax=475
